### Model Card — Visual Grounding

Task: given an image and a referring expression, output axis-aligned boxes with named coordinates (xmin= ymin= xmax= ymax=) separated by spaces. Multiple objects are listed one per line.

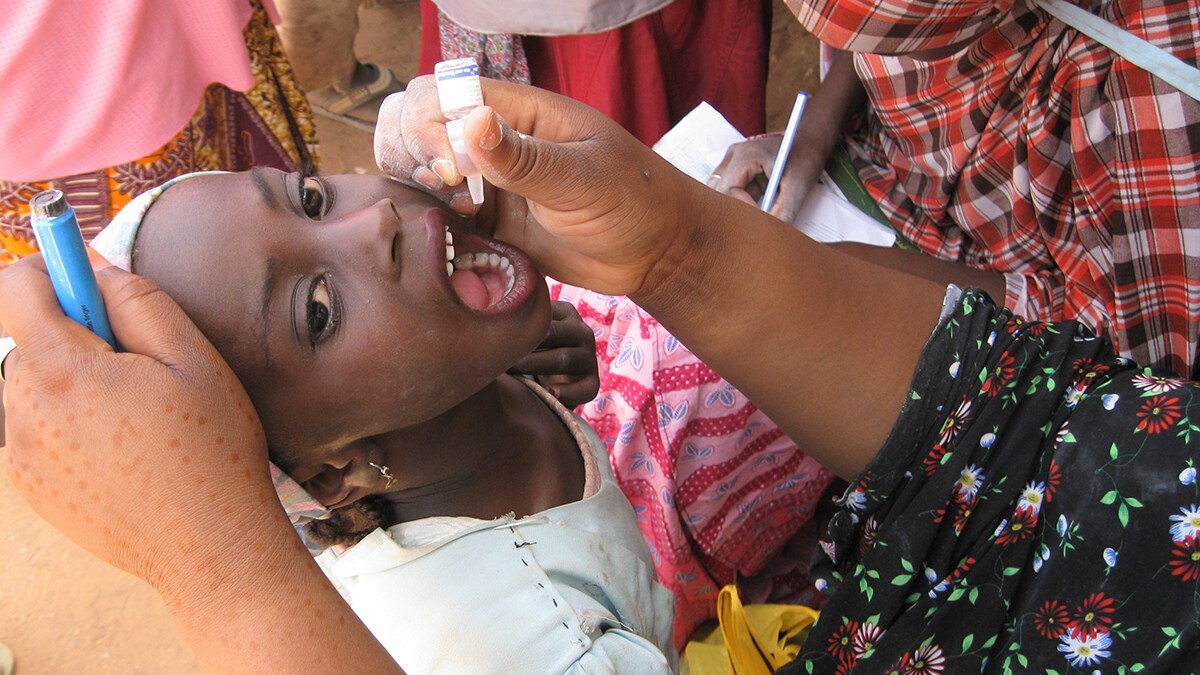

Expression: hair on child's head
xmin=305 ymin=497 xmax=388 ymax=548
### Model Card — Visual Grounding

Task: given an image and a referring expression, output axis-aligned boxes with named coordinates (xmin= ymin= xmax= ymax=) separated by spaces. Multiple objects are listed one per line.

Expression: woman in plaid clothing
xmin=714 ymin=0 xmax=1200 ymax=380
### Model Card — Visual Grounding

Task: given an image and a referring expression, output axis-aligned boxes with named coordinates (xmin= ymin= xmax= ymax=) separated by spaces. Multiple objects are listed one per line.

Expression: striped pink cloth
xmin=551 ymin=281 xmax=835 ymax=646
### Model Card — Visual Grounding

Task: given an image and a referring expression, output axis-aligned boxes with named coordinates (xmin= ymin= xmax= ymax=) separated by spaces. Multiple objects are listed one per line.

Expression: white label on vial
xmin=435 ymin=58 xmax=483 ymax=118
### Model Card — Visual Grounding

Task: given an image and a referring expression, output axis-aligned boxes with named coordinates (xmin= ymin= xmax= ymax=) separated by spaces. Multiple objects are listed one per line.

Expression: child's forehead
xmin=130 ymin=174 xmax=250 ymax=271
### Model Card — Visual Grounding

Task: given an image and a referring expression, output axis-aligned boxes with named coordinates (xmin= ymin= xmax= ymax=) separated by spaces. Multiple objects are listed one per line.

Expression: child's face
xmin=132 ymin=169 xmax=551 ymax=504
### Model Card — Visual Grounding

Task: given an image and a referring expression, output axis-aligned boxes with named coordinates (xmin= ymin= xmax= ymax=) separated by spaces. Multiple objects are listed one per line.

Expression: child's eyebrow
xmin=259 ymin=255 xmax=278 ymax=370
xmin=251 ymin=167 xmax=278 ymax=210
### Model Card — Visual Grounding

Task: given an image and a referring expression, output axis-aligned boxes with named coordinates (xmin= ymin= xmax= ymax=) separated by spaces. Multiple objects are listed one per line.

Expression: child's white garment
xmin=314 ymin=380 xmax=677 ymax=674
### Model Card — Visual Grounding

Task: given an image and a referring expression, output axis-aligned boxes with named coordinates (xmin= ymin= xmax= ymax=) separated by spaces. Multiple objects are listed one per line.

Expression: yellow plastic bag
xmin=681 ymin=585 xmax=819 ymax=675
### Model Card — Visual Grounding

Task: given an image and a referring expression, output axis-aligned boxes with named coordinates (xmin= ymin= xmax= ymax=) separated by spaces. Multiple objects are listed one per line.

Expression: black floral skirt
xmin=782 ymin=290 xmax=1200 ymax=674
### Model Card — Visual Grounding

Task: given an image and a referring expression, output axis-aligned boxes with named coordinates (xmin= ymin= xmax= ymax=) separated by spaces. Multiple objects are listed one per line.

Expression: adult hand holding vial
xmin=435 ymin=58 xmax=486 ymax=205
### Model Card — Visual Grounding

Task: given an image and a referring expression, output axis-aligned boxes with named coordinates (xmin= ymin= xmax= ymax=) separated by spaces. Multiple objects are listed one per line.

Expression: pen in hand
xmin=759 ymin=91 xmax=809 ymax=213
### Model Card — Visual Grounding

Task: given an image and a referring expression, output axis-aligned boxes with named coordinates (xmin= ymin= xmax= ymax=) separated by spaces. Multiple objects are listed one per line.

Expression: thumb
xmin=94 ymin=266 xmax=221 ymax=371
xmin=0 ymin=256 xmax=101 ymax=367
xmin=463 ymin=105 xmax=606 ymax=213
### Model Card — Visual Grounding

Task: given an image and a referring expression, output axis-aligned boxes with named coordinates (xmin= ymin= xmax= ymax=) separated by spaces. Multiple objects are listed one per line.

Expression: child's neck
xmin=374 ymin=374 xmax=586 ymax=526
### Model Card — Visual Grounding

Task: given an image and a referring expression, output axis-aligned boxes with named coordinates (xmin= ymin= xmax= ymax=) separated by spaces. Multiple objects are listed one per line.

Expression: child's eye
xmin=307 ymin=276 xmax=336 ymax=343
xmin=299 ymin=176 xmax=328 ymax=219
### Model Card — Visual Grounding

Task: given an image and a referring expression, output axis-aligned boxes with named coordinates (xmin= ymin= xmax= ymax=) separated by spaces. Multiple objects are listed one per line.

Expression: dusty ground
xmin=0 ymin=3 xmax=816 ymax=672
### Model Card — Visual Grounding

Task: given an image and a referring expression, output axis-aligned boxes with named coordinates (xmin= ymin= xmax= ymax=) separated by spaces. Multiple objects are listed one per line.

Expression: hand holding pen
xmin=708 ymin=91 xmax=823 ymax=225
xmin=0 ymin=190 xmax=115 ymax=381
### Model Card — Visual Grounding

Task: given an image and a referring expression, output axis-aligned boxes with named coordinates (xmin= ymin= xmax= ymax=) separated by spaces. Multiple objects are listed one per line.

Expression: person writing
xmin=712 ymin=0 xmax=1200 ymax=381
xmin=6 ymin=77 xmax=1199 ymax=672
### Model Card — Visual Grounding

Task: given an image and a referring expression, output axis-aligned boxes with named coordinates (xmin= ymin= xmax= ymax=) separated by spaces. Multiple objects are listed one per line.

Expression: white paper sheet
xmin=652 ymin=102 xmax=896 ymax=248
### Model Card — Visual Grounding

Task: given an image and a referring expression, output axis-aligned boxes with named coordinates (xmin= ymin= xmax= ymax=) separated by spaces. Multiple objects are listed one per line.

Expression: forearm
xmin=158 ymin=496 xmax=403 ymax=673
xmin=635 ymin=190 xmax=946 ymax=480
xmin=830 ymin=242 xmax=1007 ymax=303
xmin=787 ymin=49 xmax=867 ymax=180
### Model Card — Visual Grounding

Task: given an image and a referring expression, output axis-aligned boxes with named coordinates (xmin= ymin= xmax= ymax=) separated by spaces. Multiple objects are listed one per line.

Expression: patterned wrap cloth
xmin=551 ymin=281 xmax=836 ymax=648
xmin=781 ymin=288 xmax=1200 ymax=673
xmin=437 ymin=12 xmax=532 ymax=84
xmin=793 ymin=0 xmax=1200 ymax=379
xmin=0 ymin=0 xmax=317 ymax=262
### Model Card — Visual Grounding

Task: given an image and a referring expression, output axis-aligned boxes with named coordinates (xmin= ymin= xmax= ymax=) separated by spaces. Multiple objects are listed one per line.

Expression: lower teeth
xmin=451 ymin=251 xmax=518 ymax=299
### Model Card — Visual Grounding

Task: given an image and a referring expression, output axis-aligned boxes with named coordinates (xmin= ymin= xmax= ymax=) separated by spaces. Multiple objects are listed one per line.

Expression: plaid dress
xmin=794 ymin=0 xmax=1200 ymax=379
xmin=780 ymin=289 xmax=1200 ymax=674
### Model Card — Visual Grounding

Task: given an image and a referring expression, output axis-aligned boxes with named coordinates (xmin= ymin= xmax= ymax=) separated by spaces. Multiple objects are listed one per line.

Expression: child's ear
xmin=299 ymin=438 xmax=377 ymax=506
xmin=301 ymin=462 xmax=351 ymax=506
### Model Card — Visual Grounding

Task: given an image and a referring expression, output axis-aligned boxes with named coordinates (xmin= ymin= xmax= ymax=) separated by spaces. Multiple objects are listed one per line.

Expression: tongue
xmin=450 ymin=269 xmax=491 ymax=309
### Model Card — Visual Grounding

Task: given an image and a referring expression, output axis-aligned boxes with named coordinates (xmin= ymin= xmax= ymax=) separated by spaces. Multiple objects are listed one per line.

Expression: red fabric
xmin=795 ymin=0 xmax=1200 ymax=378
xmin=419 ymin=0 xmax=769 ymax=145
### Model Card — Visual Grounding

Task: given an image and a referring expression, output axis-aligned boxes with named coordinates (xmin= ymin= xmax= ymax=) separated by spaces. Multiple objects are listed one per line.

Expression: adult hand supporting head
xmin=375 ymin=77 xmax=712 ymax=301
xmin=2 ymin=258 xmax=405 ymax=672
xmin=1 ymin=256 xmax=272 ymax=591
xmin=509 ymin=300 xmax=600 ymax=408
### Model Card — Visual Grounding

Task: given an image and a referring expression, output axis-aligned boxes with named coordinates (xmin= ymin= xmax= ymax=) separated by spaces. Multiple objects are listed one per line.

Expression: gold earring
xmin=368 ymin=462 xmax=395 ymax=489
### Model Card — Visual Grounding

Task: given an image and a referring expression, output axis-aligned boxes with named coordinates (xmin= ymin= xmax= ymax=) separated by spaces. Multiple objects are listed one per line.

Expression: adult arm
xmin=1 ymin=258 xmax=404 ymax=674
xmin=375 ymin=79 xmax=946 ymax=479
xmin=830 ymin=242 xmax=1008 ymax=307
xmin=708 ymin=48 xmax=867 ymax=225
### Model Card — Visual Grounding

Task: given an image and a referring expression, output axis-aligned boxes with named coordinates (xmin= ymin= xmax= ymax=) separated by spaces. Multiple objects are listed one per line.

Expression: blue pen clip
xmin=30 ymin=190 xmax=116 ymax=348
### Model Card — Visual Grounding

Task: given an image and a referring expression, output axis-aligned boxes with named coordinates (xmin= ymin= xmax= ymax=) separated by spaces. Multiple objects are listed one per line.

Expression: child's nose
xmin=340 ymin=198 xmax=402 ymax=277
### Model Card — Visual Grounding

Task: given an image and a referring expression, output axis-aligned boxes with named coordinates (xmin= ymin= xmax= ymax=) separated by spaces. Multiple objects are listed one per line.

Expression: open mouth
xmin=442 ymin=227 xmax=519 ymax=310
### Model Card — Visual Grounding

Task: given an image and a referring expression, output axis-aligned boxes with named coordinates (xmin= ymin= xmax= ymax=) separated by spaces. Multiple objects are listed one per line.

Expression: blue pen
xmin=30 ymin=190 xmax=116 ymax=347
xmin=760 ymin=91 xmax=810 ymax=212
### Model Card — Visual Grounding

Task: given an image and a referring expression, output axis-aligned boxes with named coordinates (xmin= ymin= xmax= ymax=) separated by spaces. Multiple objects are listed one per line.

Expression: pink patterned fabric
xmin=551 ymin=281 xmax=835 ymax=646
xmin=0 ymin=0 xmax=272 ymax=181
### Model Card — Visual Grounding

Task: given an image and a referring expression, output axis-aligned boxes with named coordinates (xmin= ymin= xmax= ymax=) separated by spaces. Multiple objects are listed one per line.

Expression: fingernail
xmin=477 ymin=109 xmax=502 ymax=151
xmin=431 ymin=158 xmax=458 ymax=184
xmin=412 ymin=165 xmax=445 ymax=191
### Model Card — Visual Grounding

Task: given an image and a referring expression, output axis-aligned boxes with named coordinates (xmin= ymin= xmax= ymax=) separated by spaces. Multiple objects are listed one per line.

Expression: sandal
xmin=309 ymin=63 xmax=404 ymax=133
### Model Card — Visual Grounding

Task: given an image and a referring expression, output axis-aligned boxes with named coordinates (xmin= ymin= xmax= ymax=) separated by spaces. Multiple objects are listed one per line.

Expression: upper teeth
xmin=444 ymin=227 xmax=517 ymax=296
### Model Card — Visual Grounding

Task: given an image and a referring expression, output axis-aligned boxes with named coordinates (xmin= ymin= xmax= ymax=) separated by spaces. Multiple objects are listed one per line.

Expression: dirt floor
xmin=0 ymin=3 xmax=816 ymax=672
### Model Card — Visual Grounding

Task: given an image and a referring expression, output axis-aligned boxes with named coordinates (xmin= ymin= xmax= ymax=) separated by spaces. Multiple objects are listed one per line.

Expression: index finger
xmin=386 ymin=75 xmax=606 ymax=171
xmin=0 ymin=256 xmax=109 ymax=365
